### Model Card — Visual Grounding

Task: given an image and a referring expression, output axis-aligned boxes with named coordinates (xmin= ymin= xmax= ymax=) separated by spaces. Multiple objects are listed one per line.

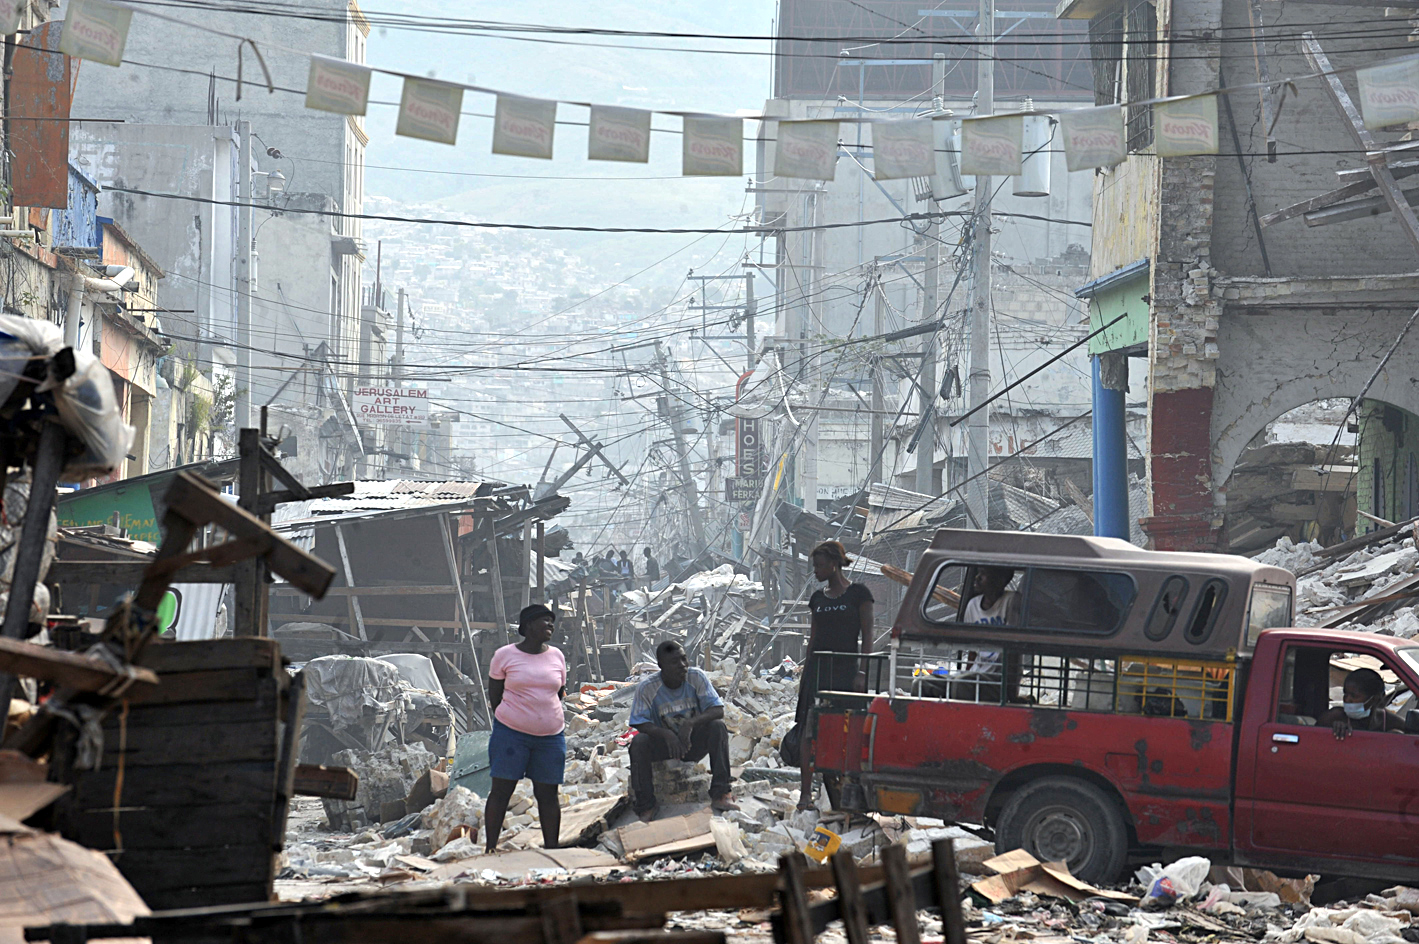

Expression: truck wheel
xmin=994 ymin=777 xmax=1128 ymax=884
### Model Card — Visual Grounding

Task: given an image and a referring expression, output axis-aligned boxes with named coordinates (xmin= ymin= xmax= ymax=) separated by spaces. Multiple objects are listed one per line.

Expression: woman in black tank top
xmin=797 ymin=540 xmax=874 ymax=810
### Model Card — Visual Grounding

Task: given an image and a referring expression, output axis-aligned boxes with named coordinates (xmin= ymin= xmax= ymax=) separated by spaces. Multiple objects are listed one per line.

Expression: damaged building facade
xmin=1064 ymin=0 xmax=1419 ymax=550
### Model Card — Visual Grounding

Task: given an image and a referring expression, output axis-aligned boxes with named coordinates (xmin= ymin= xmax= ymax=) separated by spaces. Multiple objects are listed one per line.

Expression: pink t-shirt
xmin=489 ymin=643 xmax=567 ymax=737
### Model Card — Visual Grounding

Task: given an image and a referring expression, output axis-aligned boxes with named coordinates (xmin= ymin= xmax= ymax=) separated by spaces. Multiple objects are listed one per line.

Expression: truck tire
xmin=994 ymin=776 xmax=1129 ymax=884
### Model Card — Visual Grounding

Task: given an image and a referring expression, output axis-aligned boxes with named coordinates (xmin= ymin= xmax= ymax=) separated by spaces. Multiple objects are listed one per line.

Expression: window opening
xmin=1144 ymin=575 xmax=1188 ymax=641
xmin=1184 ymin=578 xmax=1227 ymax=645
xmin=1023 ymin=568 xmax=1135 ymax=635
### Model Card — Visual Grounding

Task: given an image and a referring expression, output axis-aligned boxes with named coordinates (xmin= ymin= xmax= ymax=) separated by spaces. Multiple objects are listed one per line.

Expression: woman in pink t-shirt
xmin=484 ymin=603 xmax=568 ymax=852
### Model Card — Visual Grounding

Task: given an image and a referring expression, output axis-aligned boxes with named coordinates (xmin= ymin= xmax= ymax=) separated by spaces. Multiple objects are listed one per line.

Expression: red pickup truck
xmin=809 ymin=530 xmax=1419 ymax=884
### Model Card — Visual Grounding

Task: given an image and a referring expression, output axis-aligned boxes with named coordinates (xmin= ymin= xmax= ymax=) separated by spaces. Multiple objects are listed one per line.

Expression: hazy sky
xmin=358 ymin=1 xmax=777 ymax=233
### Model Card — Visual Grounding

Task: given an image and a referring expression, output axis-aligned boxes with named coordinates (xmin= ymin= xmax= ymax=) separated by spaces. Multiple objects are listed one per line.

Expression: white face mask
xmin=1342 ymin=701 xmax=1372 ymax=720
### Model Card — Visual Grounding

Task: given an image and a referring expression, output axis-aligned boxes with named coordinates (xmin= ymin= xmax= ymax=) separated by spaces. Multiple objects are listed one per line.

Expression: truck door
xmin=1242 ymin=644 xmax=1419 ymax=864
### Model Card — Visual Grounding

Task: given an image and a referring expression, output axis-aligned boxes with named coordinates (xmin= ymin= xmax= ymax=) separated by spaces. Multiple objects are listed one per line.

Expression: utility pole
xmin=803 ymin=191 xmax=822 ymax=514
xmin=235 ymin=119 xmax=253 ymax=430
xmin=744 ymin=271 xmax=756 ymax=370
xmin=966 ymin=4 xmax=994 ymax=531
xmin=870 ymin=272 xmax=885 ymax=486
xmin=654 ymin=340 xmax=706 ymax=551
xmin=915 ymin=57 xmax=947 ymax=497
xmin=388 ymin=287 xmax=406 ymax=477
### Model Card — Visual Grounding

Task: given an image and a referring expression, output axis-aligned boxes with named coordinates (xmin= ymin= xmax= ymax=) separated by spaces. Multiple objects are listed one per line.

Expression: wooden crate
xmin=54 ymin=638 xmax=302 ymax=909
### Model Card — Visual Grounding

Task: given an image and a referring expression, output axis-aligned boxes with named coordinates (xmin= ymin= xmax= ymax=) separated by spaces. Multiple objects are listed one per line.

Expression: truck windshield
xmin=1247 ymin=584 xmax=1293 ymax=647
xmin=1401 ymin=648 xmax=1419 ymax=680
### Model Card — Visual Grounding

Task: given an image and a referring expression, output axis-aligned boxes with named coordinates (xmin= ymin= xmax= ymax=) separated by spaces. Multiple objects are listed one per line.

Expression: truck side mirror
xmin=1405 ymin=712 xmax=1419 ymax=736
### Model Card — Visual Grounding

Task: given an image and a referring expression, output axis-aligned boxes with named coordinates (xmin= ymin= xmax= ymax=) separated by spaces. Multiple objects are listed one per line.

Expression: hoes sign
xmin=353 ymin=386 xmax=430 ymax=427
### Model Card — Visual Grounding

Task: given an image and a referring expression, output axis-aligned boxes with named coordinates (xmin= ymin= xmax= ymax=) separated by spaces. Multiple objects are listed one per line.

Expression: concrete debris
xmin=322 ymin=743 xmax=439 ymax=831
xmin=1255 ymin=534 xmax=1419 ymax=637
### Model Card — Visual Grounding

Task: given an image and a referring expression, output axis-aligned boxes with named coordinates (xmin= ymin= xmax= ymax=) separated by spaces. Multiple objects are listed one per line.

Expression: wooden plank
xmin=0 ymin=636 xmax=158 ymax=694
xmin=134 ymin=883 xmax=273 ymax=910
xmin=1316 ymin=516 xmax=1419 ymax=559
xmin=335 ymin=525 xmax=368 ymax=641
xmin=48 ymin=561 xmax=238 ymax=585
xmin=779 ymin=852 xmax=814 ymax=944
xmin=102 ymin=719 xmax=278 ymax=767
xmin=136 ymin=638 xmax=281 ymax=673
xmin=70 ymin=802 xmax=275 ymax=851
xmin=101 ymin=687 xmax=281 ymax=728
xmin=934 ymin=838 xmax=968 ymax=944
xmin=114 ymin=845 xmax=277 ymax=892
xmin=268 ymin=615 xmax=466 ymax=629
xmin=881 ymin=843 xmax=922 ymax=944
xmin=830 ymin=850 xmax=870 ymax=944
xmin=271 ymin=585 xmax=457 ymax=596
xmin=293 ymin=764 xmax=359 ymax=800
xmin=161 ymin=472 xmax=335 ymax=599
xmin=1260 ymin=176 xmax=1383 ymax=227
xmin=73 ymin=762 xmax=278 ymax=809
xmin=486 ymin=516 xmax=511 ymax=647
xmin=439 ymin=513 xmax=489 ymax=725
xmin=128 ymin=668 xmax=264 ymax=705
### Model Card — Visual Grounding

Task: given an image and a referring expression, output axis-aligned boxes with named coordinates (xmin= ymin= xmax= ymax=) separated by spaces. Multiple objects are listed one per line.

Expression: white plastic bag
xmin=51 ymin=348 xmax=134 ymax=480
xmin=1142 ymin=856 xmax=1213 ymax=907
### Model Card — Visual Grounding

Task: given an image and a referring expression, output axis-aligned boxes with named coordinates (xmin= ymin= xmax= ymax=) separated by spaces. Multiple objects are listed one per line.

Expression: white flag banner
xmin=395 ymin=78 xmax=463 ymax=145
xmin=59 ymin=0 xmax=131 ymax=67
xmin=305 ymin=55 xmax=372 ymax=116
xmin=1357 ymin=57 xmax=1419 ymax=130
xmin=960 ymin=114 xmax=1024 ymax=176
xmin=1154 ymin=96 xmax=1219 ymax=157
xmin=588 ymin=105 xmax=652 ymax=163
xmin=682 ymin=117 xmax=743 ymax=176
xmin=774 ymin=120 xmax=839 ymax=180
xmin=493 ymin=94 xmax=557 ymax=159
xmin=871 ymin=119 xmax=936 ymax=180
xmin=1059 ymin=105 xmax=1127 ymax=171
xmin=0 ymin=0 xmax=24 ymax=34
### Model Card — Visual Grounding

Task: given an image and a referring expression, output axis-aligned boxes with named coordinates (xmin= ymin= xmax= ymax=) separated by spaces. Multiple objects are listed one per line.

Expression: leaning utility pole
xmin=870 ymin=272 xmax=885 ymax=486
xmin=235 ymin=119 xmax=253 ymax=430
xmin=654 ymin=341 xmax=707 ymax=551
xmin=915 ymin=56 xmax=947 ymax=496
xmin=966 ymin=0 xmax=994 ymax=530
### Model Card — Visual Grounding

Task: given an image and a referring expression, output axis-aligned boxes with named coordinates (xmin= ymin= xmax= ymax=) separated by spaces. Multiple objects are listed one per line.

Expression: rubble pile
xmin=1255 ymin=531 xmax=1419 ymax=638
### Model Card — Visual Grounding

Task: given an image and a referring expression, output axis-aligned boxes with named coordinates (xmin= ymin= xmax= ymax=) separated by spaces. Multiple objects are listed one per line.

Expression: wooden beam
xmin=0 ymin=636 xmax=158 ymax=694
xmin=270 ymin=585 xmax=455 ymax=596
xmin=1302 ymin=33 xmax=1419 ymax=257
xmin=160 ymin=473 xmax=334 ymax=598
xmin=334 ymin=525 xmax=367 ymax=641
xmin=485 ymin=517 xmax=511 ymax=647
xmin=48 ymin=561 xmax=238 ymax=585
xmin=439 ymin=513 xmax=489 ymax=725
xmin=255 ymin=481 xmax=355 ymax=515
xmin=293 ymin=764 xmax=358 ymax=800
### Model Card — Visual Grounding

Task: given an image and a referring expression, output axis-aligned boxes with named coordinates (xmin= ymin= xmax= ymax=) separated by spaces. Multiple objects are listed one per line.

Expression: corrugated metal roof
xmin=271 ymin=479 xmax=513 ymax=530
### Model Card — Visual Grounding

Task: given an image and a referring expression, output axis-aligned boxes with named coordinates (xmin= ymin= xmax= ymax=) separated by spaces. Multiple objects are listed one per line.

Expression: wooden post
xmin=931 ymin=838 xmax=967 ymax=944
xmin=440 ymin=514 xmax=490 ymax=727
xmin=579 ymin=580 xmax=603 ymax=680
xmin=487 ymin=517 xmax=511 ymax=646
xmin=881 ymin=843 xmax=922 ymax=944
xmin=536 ymin=521 xmax=545 ymax=604
xmin=521 ymin=521 xmax=533 ymax=612
xmin=778 ymin=852 xmax=814 ymax=944
xmin=333 ymin=525 xmax=367 ymax=641
xmin=233 ymin=428 xmax=262 ymax=637
xmin=830 ymin=850 xmax=870 ymax=944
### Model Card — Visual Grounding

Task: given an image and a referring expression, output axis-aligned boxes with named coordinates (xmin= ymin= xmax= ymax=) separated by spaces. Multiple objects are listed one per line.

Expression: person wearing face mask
xmin=1315 ymin=668 xmax=1404 ymax=740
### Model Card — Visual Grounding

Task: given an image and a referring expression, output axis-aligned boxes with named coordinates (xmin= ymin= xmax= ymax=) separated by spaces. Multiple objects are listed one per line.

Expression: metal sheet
xmin=11 ymin=23 xmax=71 ymax=209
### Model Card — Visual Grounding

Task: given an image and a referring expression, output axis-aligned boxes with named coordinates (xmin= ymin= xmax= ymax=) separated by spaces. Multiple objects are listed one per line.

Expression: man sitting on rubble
xmin=628 ymin=640 xmax=740 ymax=820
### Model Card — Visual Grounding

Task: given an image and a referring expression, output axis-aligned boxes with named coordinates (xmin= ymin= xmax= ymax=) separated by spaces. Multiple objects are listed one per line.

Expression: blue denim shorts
xmin=487 ymin=717 xmax=566 ymax=784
